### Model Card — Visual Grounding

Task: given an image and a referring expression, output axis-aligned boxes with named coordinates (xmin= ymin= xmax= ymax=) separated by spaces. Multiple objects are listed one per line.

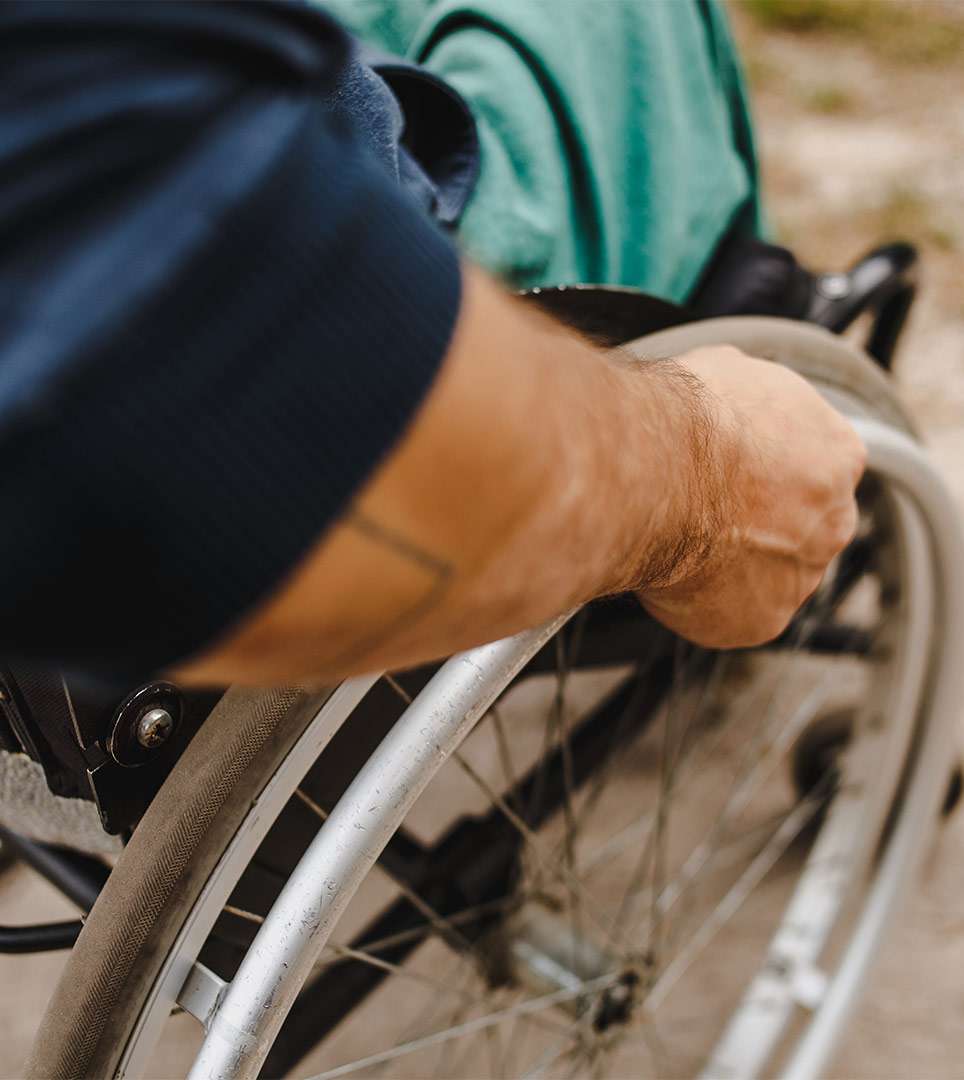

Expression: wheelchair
xmin=7 ymin=241 xmax=964 ymax=1079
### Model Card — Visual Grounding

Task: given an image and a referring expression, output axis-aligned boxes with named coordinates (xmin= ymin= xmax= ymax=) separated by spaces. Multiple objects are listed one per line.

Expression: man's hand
xmin=635 ymin=346 xmax=866 ymax=649
xmin=173 ymin=268 xmax=866 ymax=686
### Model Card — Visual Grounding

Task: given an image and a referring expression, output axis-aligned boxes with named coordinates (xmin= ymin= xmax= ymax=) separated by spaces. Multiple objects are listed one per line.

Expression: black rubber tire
xmin=25 ymin=686 xmax=330 ymax=1080
xmin=26 ymin=317 xmax=922 ymax=1080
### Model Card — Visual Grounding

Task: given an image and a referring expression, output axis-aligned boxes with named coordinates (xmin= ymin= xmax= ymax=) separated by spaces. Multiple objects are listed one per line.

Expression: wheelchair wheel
xmin=27 ymin=319 xmax=961 ymax=1080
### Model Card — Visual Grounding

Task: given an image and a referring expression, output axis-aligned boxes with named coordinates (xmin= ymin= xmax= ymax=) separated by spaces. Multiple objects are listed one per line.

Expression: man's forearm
xmin=172 ymin=266 xmax=714 ymax=685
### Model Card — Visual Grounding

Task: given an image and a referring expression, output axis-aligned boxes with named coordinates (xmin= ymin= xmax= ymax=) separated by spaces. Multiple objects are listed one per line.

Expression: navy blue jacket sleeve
xmin=0 ymin=1 xmax=462 ymax=681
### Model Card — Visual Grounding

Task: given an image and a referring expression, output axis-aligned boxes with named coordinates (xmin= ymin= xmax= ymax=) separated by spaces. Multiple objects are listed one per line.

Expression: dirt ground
xmin=2 ymin=2 xmax=964 ymax=1078
xmin=727 ymin=3 xmax=964 ymax=1077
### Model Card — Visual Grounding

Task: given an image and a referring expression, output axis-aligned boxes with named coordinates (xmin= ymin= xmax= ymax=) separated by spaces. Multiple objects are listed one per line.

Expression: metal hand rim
xmin=183 ymin=420 xmax=962 ymax=1080
xmin=109 ymin=316 xmax=962 ymax=1080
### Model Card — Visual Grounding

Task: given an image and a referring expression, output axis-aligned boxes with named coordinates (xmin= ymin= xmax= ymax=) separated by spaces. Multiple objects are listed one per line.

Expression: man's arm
xmin=0 ymin=5 xmax=860 ymax=683
xmin=173 ymin=266 xmax=865 ymax=686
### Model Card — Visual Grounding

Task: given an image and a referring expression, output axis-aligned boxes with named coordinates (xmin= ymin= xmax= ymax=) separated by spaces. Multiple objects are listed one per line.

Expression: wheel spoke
xmin=432 ymin=990 xmax=483 ymax=1079
xmin=620 ymin=600 xmax=851 ymax=955
xmin=328 ymin=944 xmax=482 ymax=1005
xmin=637 ymin=639 xmax=697 ymax=975
xmin=221 ymin=903 xmax=264 ymax=925
xmin=318 ymin=897 xmax=514 ymax=965
xmin=383 ymin=673 xmax=413 ymax=706
xmin=651 ymin=673 xmax=838 ymax=929
xmin=614 ymin=804 xmax=801 ymax=916
xmin=643 ymin=791 xmax=827 ymax=1013
xmin=523 ymin=611 xmax=589 ymax=888
xmin=451 ymin=749 xmax=621 ymax=949
xmin=175 ymin=491 xmax=900 ymax=1080
xmin=484 ymin=1019 xmax=509 ymax=1080
xmin=609 ymin=640 xmax=707 ymax=950
xmin=402 ymin=956 xmax=476 ymax=1042
xmin=310 ymin=586 xmax=877 ymax=1079
xmin=520 ymin=1034 xmax=581 ymax=1078
xmin=294 ymin=785 xmax=329 ymax=821
xmin=297 ymin=775 xmax=479 ymax=955
xmin=556 ymin=644 xmax=674 ymax=861
xmin=578 ymin=654 xmax=736 ymax=877
xmin=363 ymin=955 xmax=477 ymax=1080
xmin=491 ymin=705 xmax=521 ymax=804
xmin=306 ymin=974 xmax=621 ymax=1080
xmin=550 ymin=630 xmax=593 ymax=993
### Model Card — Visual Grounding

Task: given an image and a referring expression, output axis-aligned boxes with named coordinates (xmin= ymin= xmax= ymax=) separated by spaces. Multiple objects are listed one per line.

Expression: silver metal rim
xmin=188 ymin=425 xmax=956 ymax=1080
xmin=116 ymin=677 xmax=380 ymax=1077
xmin=784 ymin=420 xmax=964 ymax=1080
xmin=702 ymin=484 xmax=933 ymax=1079
xmin=107 ymin=321 xmax=960 ymax=1080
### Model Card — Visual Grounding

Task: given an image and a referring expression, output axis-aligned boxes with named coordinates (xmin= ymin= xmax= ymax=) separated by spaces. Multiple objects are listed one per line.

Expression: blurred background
xmin=731 ymin=2 xmax=964 ymax=1074
xmin=733 ymin=0 xmax=964 ymax=498
xmin=1 ymin=2 xmax=963 ymax=1076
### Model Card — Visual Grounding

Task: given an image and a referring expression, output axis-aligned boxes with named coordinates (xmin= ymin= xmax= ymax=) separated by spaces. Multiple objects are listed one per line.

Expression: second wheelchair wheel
xmin=27 ymin=319 xmax=959 ymax=1080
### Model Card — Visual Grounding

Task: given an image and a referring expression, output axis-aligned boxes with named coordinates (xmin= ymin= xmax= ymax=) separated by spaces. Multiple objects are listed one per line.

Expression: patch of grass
xmin=870 ymin=185 xmax=958 ymax=252
xmin=805 ymin=84 xmax=855 ymax=115
xmin=894 ymin=17 xmax=964 ymax=65
xmin=740 ymin=0 xmax=964 ymax=65
xmin=742 ymin=0 xmax=876 ymax=33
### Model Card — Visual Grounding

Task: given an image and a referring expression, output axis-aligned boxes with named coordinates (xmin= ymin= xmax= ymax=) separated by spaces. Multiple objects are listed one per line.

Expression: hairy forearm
xmin=172 ymin=266 xmax=719 ymax=686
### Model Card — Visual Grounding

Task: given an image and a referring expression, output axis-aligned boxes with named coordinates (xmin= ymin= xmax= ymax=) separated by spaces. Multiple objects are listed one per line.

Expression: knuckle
xmin=821 ymin=507 xmax=858 ymax=557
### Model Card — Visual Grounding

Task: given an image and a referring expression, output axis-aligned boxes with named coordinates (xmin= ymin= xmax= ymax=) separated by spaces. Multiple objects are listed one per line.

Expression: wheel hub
xmin=488 ymin=904 xmax=640 ymax=1032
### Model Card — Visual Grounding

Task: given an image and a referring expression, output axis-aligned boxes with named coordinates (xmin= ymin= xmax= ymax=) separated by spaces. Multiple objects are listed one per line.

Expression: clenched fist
xmin=172 ymin=269 xmax=869 ymax=687
xmin=634 ymin=346 xmax=866 ymax=649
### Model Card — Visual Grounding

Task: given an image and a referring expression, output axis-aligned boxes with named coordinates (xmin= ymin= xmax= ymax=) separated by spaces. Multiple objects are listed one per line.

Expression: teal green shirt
xmin=323 ymin=0 xmax=763 ymax=302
